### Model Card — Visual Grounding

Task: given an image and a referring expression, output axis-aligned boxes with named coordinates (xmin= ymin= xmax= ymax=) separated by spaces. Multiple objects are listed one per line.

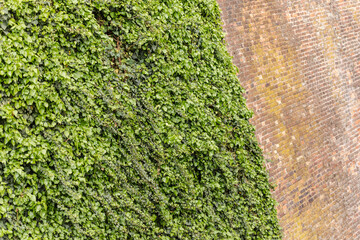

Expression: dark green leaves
xmin=0 ymin=0 xmax=281 ymax=239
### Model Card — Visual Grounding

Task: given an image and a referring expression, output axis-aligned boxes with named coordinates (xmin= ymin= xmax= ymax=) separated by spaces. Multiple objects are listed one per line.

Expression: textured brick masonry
xmin=217 ymin=0 xmax=360 ymax=239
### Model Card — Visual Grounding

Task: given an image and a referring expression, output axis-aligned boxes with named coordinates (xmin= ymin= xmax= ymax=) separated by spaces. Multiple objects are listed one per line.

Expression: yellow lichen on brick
xmin=218 ymin=0 xmax=360 ymax=239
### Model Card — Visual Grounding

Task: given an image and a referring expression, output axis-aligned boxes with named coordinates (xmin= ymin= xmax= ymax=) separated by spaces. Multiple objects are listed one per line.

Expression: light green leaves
xmin=27 ymin=192 xmax=36 ymax=202
xmin=0 ymin=0 xmax=280 ymax=239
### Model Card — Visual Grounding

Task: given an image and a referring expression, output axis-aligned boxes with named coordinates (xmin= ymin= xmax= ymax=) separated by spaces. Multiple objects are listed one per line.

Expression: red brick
xmin=217 ymin=0 xmax=360 ymax=239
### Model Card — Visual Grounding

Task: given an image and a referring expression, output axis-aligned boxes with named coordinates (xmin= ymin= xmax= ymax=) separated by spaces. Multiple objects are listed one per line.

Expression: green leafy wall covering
xmin=0 ymin=0 xmax=281 ymax=239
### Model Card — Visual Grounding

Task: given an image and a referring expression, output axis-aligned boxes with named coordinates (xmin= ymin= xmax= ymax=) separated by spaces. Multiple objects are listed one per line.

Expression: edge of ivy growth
xmin=0 ymin=0 xmax=281 ymax=239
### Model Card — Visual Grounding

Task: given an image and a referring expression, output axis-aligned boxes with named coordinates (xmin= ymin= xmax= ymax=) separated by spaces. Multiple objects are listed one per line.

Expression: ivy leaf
xmin=27 ymin=193 xmax=36 ymax=202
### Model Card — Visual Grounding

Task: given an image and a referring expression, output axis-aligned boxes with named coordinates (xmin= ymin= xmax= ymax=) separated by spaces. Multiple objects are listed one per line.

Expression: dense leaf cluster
xmin=0 ymin=0 xmax=281 ymax=239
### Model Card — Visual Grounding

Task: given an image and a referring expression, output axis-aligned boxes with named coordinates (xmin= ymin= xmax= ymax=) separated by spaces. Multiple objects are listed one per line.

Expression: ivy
xmin=0 ymin=0 xmax=281 ymax=239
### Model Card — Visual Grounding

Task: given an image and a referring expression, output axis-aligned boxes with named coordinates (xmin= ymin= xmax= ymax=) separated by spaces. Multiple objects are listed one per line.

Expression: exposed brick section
xmin=217 ymin=0 xmax=360 ymax=239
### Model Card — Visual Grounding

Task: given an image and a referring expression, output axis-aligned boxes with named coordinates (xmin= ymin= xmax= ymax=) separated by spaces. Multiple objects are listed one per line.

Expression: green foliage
xmin=0 ymin=0 xmax=281 ymax=239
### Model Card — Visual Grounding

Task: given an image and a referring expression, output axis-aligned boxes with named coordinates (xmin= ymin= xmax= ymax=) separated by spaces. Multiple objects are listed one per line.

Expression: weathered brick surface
xmin=217 ymin=0 xmax=360 ymax=239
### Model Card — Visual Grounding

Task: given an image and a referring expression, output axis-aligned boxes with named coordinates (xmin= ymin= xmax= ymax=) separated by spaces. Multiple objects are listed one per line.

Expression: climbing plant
xmin=0 ymin=0 xmax=281 ymax=239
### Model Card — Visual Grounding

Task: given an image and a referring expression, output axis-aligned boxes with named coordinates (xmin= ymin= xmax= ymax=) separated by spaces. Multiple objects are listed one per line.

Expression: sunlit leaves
xmin=0 ymin=0 xmax=280 ymax=239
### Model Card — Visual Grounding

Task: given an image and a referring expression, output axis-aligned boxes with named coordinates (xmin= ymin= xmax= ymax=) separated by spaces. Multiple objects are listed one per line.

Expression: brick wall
xmin=217 ymin=0 xmax=360 ymax=239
